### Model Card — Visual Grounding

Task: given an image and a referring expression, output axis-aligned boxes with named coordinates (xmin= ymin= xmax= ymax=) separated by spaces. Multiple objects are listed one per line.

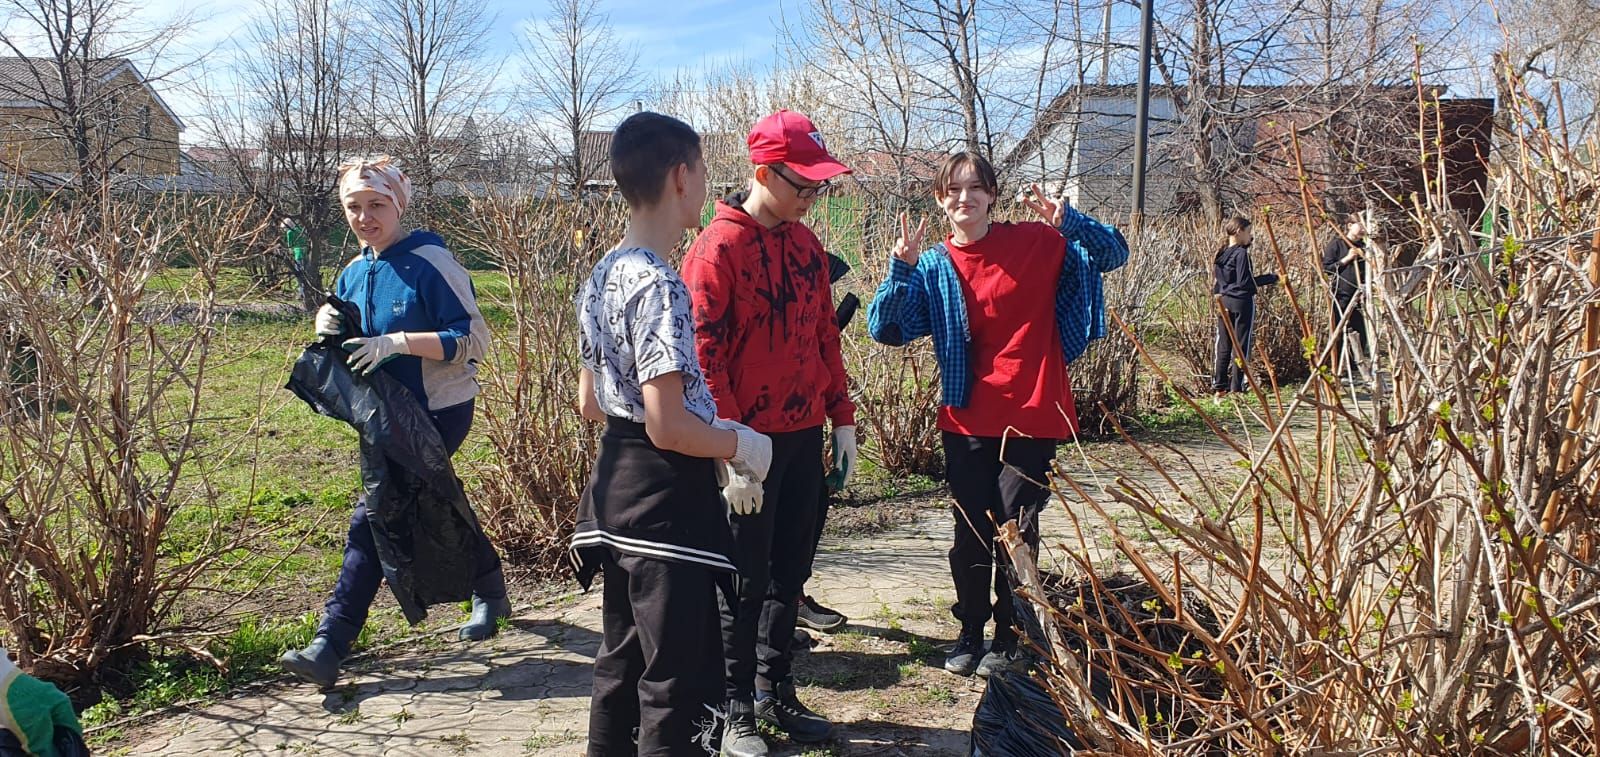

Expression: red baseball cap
xmin=747 ymin=110 xmax=851 ymax=182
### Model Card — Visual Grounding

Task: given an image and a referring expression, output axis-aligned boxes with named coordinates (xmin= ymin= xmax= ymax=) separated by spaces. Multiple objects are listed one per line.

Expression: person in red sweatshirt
xmin=681 ymin=110 xmax=856 ymax=756
xmin=867 ymin=152 xmax=1129 ymax=680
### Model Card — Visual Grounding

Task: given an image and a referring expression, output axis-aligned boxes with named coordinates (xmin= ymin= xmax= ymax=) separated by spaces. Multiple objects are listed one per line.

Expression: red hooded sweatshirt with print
xmin=681 ymin=195 xmax=856 ymax=434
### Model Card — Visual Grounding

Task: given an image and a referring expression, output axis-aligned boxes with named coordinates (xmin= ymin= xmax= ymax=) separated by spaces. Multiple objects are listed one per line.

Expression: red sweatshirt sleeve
xmin=814 ymin=244 xmax=857 ymax=428
xmin=681 ymin=229 xmax=744 ymax=422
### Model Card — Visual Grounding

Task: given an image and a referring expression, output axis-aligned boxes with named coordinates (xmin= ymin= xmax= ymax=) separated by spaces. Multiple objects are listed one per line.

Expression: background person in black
xmin=1322 ymin=213 xmax=1372 ymax=386
xmin=1212 ymin=215 xmax=1278 ymax=394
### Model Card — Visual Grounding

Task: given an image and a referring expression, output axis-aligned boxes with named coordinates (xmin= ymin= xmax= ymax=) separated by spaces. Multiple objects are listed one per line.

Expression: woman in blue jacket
xmin=280 ymin=156 xmax=508 ymax=688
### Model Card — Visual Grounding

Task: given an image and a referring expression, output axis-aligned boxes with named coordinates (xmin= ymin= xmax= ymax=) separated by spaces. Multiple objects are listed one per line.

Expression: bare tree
xmin=0 ymin=0 xmax=192 ymax=195
xmin=784 ymin=0 xmax=1027 ymax=156
xmin=1489 ymin=0 xmax=1600 ymax=137
xmin=783 ymin=0 xmax=1084 ymax=209
xmin=364 ymin=0 xmax=497 ymax=225
xmin=1134 ymin=0 xmax=1472 ymax=222
xmin=518 ymin=0 xmax=639 ymax=197
xmin=788 ymin=0 xmax=1469 ymax=224
xmin=468 ymin=114 xmax=542 ymax=186
xmin=206 ymin=0 xmax=355 ymax=310
xmin=778 ymin=0 xmax=936 ymax=204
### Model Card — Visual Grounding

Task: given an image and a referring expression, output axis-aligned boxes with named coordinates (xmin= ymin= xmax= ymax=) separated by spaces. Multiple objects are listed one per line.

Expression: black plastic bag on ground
xmin=0 ymin=725 xmax=89 ymax=757
xmin=974 ymin=572 xmax=1231 ymax=754
xmin=970 ymin=667 xmax=1081 ymax=756
xmin=286 ymin=341 xmax=486 ymax=624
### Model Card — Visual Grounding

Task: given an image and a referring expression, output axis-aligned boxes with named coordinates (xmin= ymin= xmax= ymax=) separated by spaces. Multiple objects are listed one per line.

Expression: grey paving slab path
xmin=121 ymin=506 xmax=1009 ymax=757
xmin=118 ymin=423 xmax=1253 ymax=757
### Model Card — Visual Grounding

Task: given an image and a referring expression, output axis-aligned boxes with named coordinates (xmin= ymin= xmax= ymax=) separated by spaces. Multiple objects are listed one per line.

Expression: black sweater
xmin=1322 ymin=237 xmax=1367 ymax=299
xmin=1212 ymin=244 xmax=1278 ymax=309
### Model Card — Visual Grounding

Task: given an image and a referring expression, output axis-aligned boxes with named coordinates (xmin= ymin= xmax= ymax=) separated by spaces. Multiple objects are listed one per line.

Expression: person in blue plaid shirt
xmin=866 ymin=151 xmax=1128 ymax=678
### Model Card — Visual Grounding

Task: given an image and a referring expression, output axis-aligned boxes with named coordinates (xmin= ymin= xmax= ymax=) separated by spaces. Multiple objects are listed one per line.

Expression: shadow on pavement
xmin=769 ymin=719 xmax=971 ymax=756
xmin=797 ymin=622 xmax=955 ymax=692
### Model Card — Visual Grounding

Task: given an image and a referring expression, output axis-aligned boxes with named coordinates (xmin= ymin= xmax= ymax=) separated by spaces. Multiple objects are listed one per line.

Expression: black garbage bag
xmin=971 ymin=589 xmax=1081 ymax=756
xmin=970 ymin=667 xmax=1081 ymax=756
xmin=286 ymin=341 xmax=485 ymax=624
xmin=973 ymin=573 xmax=1233 ymax=755
xmin=0 ymin=724 xmax=89 ymax=757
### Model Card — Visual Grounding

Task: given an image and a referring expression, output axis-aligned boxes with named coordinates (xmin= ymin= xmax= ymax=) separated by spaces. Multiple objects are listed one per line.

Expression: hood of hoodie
xmin=712 ymin=191 xmax=778 ymax=232
xmin=1214 ymin=243 xmax=1248 ymax=266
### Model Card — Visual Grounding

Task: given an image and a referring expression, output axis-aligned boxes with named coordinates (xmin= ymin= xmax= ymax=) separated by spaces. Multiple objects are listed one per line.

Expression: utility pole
xmin=1100 ymin=0 xmax=1113 ymax=86
xmin=1130 ymin=0 xmax=1155 ymax=232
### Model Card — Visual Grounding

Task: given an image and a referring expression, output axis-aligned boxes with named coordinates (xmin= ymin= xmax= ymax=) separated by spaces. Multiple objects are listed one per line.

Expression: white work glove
xmin=720 ymin=464 xmax=765 ymax=515
xmin=713 ymin=418 xmax=773 ymax=482
xmin=342 ymin=333 xmax=411 ymax=375
xmin=314 ymin=303 xmax=344 ymax=336
xmin=829 ymin=425 xmax=857 ymax=491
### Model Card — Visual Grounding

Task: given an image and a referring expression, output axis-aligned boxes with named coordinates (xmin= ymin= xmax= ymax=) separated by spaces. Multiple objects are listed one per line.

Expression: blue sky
xmin=149 ymin=0 xmax=791 ymax=142
xmin=5 ymin=0 xmax=1497 ymax=144
xmin=586 ymin=0 xmax=787 ymax=75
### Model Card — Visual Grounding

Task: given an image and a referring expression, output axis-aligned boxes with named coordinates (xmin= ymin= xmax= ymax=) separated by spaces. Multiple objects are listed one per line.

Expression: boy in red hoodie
xmin=681 ymin=110 xmax=856 ymax=756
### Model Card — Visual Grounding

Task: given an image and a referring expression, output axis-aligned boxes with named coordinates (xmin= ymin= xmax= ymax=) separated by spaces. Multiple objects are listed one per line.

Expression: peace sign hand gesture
xmin=892 ymin=211 xmax=928 ymax=267
xmin=1021 ymin=183 xmax=1066 ymax=228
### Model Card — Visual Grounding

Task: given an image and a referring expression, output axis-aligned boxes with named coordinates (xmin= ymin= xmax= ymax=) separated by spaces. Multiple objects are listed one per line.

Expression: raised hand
xmin=1021 ymin=183 xmax=1066 ymax=227
xmin=892 ymin=211 xmax=928 ymax=267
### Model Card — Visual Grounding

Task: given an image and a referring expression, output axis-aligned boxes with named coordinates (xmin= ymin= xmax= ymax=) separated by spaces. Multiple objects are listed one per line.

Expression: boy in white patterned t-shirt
xmin=572 ymin=111 xmax=772 ymax=756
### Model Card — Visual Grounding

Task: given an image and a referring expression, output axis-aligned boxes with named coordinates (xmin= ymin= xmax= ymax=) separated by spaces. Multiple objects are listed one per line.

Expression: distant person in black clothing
xmin=1212 ymin=215 xmax=1278 ymax=394
xmin=1321 ymin=213 xmax=1371 ymax=386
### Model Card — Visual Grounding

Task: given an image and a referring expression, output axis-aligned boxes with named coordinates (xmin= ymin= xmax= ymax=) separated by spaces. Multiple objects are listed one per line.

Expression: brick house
xmin=1003 ymin=84 xmax=1493 ymax=224
xmin=0 ymin=57 xmax=183 ymax=182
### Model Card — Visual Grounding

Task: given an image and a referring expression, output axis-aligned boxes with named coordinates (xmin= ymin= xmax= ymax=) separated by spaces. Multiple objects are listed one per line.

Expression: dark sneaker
xmin=755 ymin=680 xmax=833 ymax=743
xmin=975 ymin=645 xmax=1021 ymax=678
xmin=796 ymin=595 xmax=848 ymax=632
xmin=943 ymin=631 xmax=984 ymax=676
xmin=792 ymin=627 xmax=814 ymax=651
xmin=721 ymin=699 xmax=769 ymax=757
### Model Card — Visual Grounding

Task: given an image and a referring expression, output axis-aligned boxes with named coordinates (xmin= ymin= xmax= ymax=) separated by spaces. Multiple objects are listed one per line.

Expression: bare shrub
xmin=445 ymin=193 xmax=619 ymax=575
xmin=847 ymin=337 xmax=943 ymax=478
xmin=0 ymin=193 xmax=273 ymax=685
xmin=1004 ymin=89 xmax=1600 ymax=753
xmin=1156 ymin=217 xmax=1322 ymax=393
xmin=1072 ymin=221 xmax=1180 ymax=435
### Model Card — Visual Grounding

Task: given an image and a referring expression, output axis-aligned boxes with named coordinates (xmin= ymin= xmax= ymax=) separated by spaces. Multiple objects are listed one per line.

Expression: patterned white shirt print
xmin=578 ymin=246 xmax=719 ymax=424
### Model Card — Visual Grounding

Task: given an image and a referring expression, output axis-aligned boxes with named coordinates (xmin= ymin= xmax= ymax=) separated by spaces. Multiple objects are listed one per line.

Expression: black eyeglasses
xmin=769 ymin=165 xmax=831 ymax=199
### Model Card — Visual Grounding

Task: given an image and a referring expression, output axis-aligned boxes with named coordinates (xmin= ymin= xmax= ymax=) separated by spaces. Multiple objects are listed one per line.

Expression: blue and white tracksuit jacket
xmin=333 ymin=230 xmax=489 ymax=412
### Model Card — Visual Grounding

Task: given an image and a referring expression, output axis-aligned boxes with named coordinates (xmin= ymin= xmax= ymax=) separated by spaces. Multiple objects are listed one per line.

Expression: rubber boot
xmin=280 ymin=636 xmax=345 ymax=689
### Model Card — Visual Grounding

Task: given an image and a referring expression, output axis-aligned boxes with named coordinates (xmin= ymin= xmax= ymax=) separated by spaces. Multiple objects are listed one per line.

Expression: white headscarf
xmin=337 ymin=155 xmax=412 ymax=215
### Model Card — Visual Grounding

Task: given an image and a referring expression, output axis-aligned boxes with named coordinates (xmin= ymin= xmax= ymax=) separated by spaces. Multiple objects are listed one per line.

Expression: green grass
xmin=521 ymin=731 xmax=579 ymax=752
xmin=1132 ymin=383 xmax=1235 ymax=433
xmin=847 ymin=453 xmax=941 ymax=500
xmin=1130 ymin=380 xmax=1302 ymax=435
xmin=56 ymin=279 xmax=510 ymax=729
xmin=906 ymin=636 xmax=940 ymax=660
xmin=913 ymin=684 xmax=957 ymax=706
xmin=80 ymin=611 xmax=380 ymax=743
xmin=145 ymin=268 xmax=289 ymax=300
